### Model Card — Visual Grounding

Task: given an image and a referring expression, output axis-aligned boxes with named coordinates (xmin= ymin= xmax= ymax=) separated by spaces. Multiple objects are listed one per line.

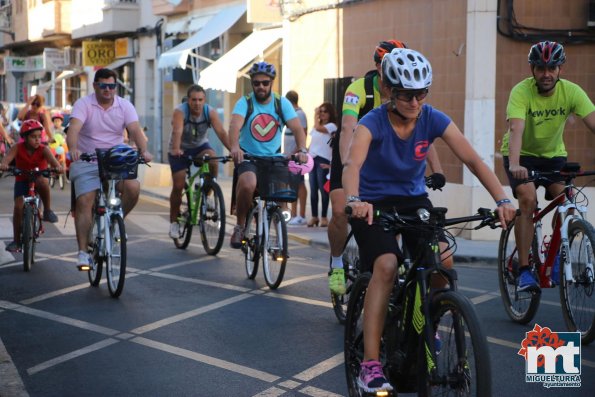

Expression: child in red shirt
xmin=1 ymin=120 xmax=62 ymax=252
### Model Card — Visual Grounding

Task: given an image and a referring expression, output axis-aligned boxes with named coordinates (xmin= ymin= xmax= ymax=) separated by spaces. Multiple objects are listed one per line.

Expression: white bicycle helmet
xmin=381 ymin=48 xmax=432 ymax=90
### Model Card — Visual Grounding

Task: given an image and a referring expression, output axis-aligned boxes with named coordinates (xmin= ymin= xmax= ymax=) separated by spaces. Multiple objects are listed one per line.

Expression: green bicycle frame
xmin=181 ymin=161 xmax=211 ymax=226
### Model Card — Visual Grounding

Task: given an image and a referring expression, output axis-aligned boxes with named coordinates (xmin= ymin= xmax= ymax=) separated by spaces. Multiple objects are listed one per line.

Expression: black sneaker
xmin=43 ymin=210 xmax=58 ymax=223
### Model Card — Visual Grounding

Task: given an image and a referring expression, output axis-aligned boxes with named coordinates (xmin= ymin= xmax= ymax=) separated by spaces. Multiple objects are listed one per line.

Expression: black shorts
xmin=329 ymin=132 xmax=342 ymax=191
xmin=503 ymin=156 xmax=566 ymax=199
xmin=350 ymin=195 xmax=445 ymax=273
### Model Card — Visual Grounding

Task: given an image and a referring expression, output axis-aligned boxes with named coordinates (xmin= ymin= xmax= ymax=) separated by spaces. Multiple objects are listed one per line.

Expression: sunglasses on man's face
xmin=393 ymin=88 xmax=429 ymax=102
xmin=252 ymin=80 xmax=271 ymax=87
xmin=97 ymin=82 xmax=117 ymax=90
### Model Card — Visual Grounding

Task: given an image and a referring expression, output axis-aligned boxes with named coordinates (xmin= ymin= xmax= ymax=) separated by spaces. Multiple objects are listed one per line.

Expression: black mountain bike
xmin=345 ymin=206 xmax=500 ymax=396
xmin=331 ymin=174 xmax=446 ymax=324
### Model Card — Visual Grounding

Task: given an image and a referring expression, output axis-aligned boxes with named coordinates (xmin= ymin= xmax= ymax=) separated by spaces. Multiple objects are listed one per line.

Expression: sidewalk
xmin=141 ymin=173 xmax=499 ymax=265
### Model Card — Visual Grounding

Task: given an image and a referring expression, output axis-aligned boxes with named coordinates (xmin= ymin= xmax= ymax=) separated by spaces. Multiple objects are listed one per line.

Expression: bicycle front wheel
xmin=58 ymin=174 xmax=65 ymax=190
xmin=344 ymin=272 xmax=371 ymax=397
xmin=332 ymin=232 xmax=360 ymax=324
xmin=106 ymin=214 xmax=126 ymax=298
xmin=263 ymin=207 xmax=288 ymax=289
xmin=22 ymin=205 xmax=35 ymax=272
xmin=421 ymin=291 xmax=492 ymax=397
xmin=497 ymin=221 xmax=540 ymax=324
xmin=174 ymin=190 xmax=193 ymax=249
xmin=199 ymin=182 xmax=226 ymax=255
xmin=243 ymin=206 xmax=260 ymax=279
xmin=88 ymin=215 xmax=104 ymax=287
xmin=560 ymin=219 xmax=595 ymax=345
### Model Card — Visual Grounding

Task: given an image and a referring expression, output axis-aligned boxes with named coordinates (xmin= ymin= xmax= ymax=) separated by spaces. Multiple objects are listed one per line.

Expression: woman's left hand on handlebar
xmin=141 ymin=150 xmax=153 ymax=163
xmin=347 ymin=201 xmax=374 ymax=225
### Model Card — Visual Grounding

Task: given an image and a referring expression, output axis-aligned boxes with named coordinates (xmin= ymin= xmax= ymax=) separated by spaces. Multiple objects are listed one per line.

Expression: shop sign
xmin=115 ymin=37 xmax=134 ymax=58
xmin=82 ymin=41 xmax=115 ymax=67
xmin=5 ymin=55 xmax=45 ymax=72
xmin=43 ymin=48 xmax=67 ymax=70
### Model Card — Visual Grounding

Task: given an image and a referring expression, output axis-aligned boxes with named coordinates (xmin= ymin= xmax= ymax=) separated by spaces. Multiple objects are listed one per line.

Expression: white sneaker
xmin=288 ymin=216 xmax=306 ymax=226
xmin=169 ymin=222 xmax=181 ymax=239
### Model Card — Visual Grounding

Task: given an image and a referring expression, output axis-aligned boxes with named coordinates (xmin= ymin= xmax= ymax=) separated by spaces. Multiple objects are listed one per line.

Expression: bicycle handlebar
xmin=4 ymin=166 xmax=56 ymax=179
xmin=345 ymin=205 xmax=509 ymax=232
xmin=80 ymin=151 xmax=148 ymax=165
xmin=524 ymin=162 xmax=595 ymax=183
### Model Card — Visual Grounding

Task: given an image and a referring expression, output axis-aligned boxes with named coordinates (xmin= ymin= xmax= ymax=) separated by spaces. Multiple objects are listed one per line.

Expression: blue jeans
xmin=309 ymin=156 xmax=330 ymax=217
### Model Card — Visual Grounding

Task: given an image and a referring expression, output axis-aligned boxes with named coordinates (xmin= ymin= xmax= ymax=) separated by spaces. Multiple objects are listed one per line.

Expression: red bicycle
xmin=498 ymin=162 xmax=595 ymax=344
xmin=6 ymin=167 xmax=55 ymax=271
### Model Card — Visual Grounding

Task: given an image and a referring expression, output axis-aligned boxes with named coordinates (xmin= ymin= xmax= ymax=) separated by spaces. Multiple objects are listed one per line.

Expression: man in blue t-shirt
xmin=228 ymin=62 xmax=308 ymax=248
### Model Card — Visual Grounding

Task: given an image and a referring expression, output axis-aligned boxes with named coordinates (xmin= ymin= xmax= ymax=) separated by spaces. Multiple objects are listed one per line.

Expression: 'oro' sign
xmin=82 ymin=41 xmax=115 ymax=67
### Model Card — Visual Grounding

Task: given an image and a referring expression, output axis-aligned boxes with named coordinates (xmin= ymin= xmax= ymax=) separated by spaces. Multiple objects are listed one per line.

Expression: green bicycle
xmin=173 ymin=154 xmax=230 ymax=255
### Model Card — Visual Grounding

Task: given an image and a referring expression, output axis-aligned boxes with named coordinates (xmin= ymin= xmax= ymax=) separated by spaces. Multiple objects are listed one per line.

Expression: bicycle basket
xmin=256 ymin=160 xmax=299 ymax=202
xmin=96 ymin=148 xmax=139 ymax=180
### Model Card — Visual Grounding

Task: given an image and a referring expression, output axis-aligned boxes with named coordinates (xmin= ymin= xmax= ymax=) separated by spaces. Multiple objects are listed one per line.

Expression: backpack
xmin=358 ymin=69 xmax=378 ymax=120
xmin=182 ymin=102 xmax=211 ymax=128
xmin=241 ymin=93 xmax=286 ymax=129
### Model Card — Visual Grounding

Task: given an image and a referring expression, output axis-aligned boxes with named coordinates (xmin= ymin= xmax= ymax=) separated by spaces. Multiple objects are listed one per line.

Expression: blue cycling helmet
xmin=107 ymin=144 xmax=138 ymax=171
xmin=248 ymin=62 xmax=276 ymax=79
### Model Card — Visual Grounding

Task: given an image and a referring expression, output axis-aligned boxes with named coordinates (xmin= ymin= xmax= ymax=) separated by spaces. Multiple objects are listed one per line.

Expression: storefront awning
xmin=158 ymin=3 xmax=246 ymax=70
xmin=103 ymin=57 xmax=134 ymax=70
xmin=198 ymin=28 xmax=283 ymax=93
xmin=36 ymin=70 xmax=84 ymax=93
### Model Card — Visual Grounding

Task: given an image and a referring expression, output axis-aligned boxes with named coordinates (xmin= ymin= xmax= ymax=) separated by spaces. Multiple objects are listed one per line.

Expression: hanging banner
xmin=115 ymin=37 xmax=134 ymax=59
xmin=82 ymin=41 xmax=115 ymax=67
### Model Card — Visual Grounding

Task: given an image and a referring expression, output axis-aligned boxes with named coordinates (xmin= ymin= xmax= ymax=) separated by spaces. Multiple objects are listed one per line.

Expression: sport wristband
xmin=496 ymin=198 xmax=512 ymax=207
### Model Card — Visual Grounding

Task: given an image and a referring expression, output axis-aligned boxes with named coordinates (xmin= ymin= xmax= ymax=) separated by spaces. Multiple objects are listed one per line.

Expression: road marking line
xmin=126 ymin=214 xmax=170 ymax=235
xmin=12 ymin=304 xmax=120 ymax=336
xmin=277 ymin=380 xmax=301 ymax=389
xmin=132 ymin=337 xmax=280 ymax=382
xmin=293 ymin=352 xmax=343 ymax=381
xmin=129 ymin=293 xmax=255 ymax=334
xmin=265 ymin=292 xmax=332 ymax=309
xmin=299 ymin=386 xmax=343 ymax=397
xmin=149 ymin=271 xmax=252 ymax=293
xmin=252 ymin=387 xmax=287 ymax=397
xmin=20 ymin=283 xmax=93 ymax=305
xmin=470 ymin=292 xmax=499 ymax=304
xmin=275 ymin=273 xmax=326 ymax=287
xmin=27 ymin=339 xmax=120 ymax=375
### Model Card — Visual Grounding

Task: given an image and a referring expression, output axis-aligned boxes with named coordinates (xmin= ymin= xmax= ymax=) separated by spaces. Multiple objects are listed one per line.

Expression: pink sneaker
xmin=357 ymin=360 xmax=393 ymax=393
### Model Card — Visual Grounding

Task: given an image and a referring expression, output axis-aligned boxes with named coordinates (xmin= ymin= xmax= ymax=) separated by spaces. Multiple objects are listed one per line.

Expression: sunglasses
xmin=252 ymin=80 xmax=271 ymax=87
xmin=393 ymin=88 xmax=429 ymax=102
xmin=31 ymin=102 xmax=40 ymax=107
xmin=319 ymin=108 xmax=329 ymax=113
xmin=97 ymin=82 xmax=117 ymax=90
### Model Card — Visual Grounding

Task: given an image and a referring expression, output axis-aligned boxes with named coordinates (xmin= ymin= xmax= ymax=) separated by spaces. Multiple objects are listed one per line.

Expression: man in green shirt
xmin=501 ymin=41 xmax=595 ymax=291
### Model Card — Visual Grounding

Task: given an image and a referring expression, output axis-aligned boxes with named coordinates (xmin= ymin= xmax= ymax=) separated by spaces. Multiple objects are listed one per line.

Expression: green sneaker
xmin=328 ymin=268 xmax=346 ymax=295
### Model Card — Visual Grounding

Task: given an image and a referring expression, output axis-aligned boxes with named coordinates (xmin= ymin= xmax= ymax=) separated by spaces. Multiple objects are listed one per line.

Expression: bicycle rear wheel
xmin=243 ymin=206 xmax=260 ymax=279
xmin=58 ymin=174 xmax=65 ymax=190
xmin=22 ymin=204 xmax=35 ymax=272
xmin=497 ymin=221 xmax=541 ymax=324
xmin=174 ymin=190 xmax=193 ymax=249
xmin=421 ymin=291 xmax=491 ymax=397
xmin=88 ymin=215 xmax=104 ymax=286
xmin=106 ymin=214 xmax=126 ymax=298
xmin=560 ymin=219 xmax=595 ymax=345
xmin=263 ymin=207 xmax=288 ymax=289
xmin=199 ymin=182 xmax=226 ymax=255
xmin=332 ymin=232 xmax=360 ymax=324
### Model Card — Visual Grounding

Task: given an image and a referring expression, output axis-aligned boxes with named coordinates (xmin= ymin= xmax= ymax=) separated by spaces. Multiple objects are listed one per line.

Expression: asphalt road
xmin=0 ymin=178 xmax=593 ymax=397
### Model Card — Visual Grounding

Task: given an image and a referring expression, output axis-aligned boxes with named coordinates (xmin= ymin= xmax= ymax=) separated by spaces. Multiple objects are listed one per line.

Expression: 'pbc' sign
xmin=82 ymin=41 xmax=115 ymax=67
